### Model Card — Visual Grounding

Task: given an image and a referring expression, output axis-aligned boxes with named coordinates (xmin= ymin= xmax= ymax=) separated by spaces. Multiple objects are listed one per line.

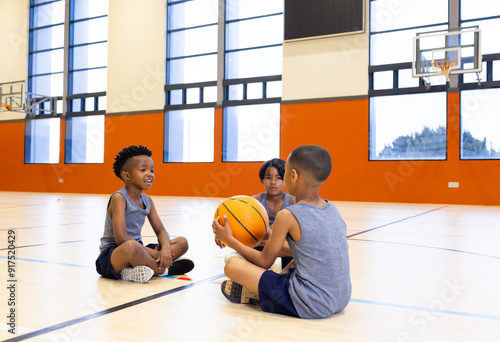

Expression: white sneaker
xmin=269 ymin=258 xmax=282 ymax=273
xmin=120 ymin=266 xmax=154 ymax=283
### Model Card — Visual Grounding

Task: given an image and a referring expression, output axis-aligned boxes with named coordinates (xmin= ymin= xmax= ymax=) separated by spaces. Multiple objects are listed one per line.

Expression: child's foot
xmin=220 ymin=280 xmax=260 ymax=305
xmin=168 ymin=259 xmax=194 ymax=275
xmin=120 ymin=265 xmax=154 ymax=283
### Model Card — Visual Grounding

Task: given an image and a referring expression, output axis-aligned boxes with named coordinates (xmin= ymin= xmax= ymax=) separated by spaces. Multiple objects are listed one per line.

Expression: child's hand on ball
xmin=214 ymin=236 xmax=225 ymax=249
xmin=212 ymin=216 xmax=234 ymax=247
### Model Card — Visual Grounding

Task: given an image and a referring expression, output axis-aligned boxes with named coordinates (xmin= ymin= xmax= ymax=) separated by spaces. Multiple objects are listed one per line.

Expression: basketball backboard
xmin=0 ymin=81 xmax=26 ymax=113
xmin=413 ymin=26 xmax=481 ymax=80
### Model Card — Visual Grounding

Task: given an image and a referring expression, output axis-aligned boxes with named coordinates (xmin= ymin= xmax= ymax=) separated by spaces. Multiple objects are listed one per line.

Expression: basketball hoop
xmin=0 ymin=103 xmax=12 ymax=111
xmin=431 ymin=60 xmax=456 ymax=82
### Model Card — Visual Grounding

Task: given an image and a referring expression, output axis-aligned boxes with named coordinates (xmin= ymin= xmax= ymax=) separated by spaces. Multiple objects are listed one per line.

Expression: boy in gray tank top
xmin=213 ymin=145 xmax=351 ymax=318
xmin=95 ymin=145 xmax=194 ymax=283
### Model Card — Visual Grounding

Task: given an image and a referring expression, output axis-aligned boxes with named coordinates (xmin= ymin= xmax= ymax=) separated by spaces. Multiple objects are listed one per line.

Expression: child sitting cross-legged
xmin=95 ymin=145 xmax=194 ymax=283
xmin=213 ymin=145 xmax=351 ymax=318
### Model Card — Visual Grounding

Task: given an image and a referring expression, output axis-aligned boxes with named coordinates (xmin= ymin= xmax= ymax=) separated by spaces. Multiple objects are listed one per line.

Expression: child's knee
xmin=120 ymin=240 xmax=142 ymax=257
xmin=224 ymin=257 xmax=239 ymax=276
xmin=173 ymin=236 xmax=189 ymax=250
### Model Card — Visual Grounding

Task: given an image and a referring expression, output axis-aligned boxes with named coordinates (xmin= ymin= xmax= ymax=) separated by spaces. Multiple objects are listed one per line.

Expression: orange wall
xmin=282 ymin=94 xmax=500 ymax=205
xmin=2 ymin=95 xmax=500 ymax=205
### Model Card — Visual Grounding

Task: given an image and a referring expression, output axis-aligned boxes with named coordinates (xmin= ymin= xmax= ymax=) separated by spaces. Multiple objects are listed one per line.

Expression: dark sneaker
xmin=220 ymin=280 xmax=260 ymax=305
xmin=168 ymin=259 xmax=194 ymax=275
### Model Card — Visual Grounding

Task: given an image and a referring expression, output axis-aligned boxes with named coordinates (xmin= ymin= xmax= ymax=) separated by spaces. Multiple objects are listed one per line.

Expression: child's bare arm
xmin=259 ymin=210 xmax=298 ymax=265
xmin=213 ymin=209 xmax=297 ymax=269
xmin=147 ymin=198 xmax=173 ymax=269
xmin=109 ymin=193 xmax=133 ymax=245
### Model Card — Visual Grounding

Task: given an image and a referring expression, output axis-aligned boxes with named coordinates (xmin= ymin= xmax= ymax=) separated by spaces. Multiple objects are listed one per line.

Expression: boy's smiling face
xmin=122 ymin=155 xmax=155 ymax=190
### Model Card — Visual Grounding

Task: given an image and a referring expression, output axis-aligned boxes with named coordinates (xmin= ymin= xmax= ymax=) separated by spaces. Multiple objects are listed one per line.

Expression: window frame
xmin=164 ymin=0 xmax=284 ymax=163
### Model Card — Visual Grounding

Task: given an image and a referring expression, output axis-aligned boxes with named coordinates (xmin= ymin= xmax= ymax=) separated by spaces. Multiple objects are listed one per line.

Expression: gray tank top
xmin=286 ymin=201 xmax=351 ymax=318
xmin=98 ymin=188 xmax=151 ymax=252
xmin=258 ymin=192 xmax=293 ymax=226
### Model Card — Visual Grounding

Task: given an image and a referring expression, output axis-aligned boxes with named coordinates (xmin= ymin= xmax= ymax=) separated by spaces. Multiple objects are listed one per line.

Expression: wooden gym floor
xmin=0 ymin=191 xmax=499 ymax=341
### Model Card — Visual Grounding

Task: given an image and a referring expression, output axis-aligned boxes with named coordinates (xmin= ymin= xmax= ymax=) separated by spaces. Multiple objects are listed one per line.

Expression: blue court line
xmin=349 ymin=238 xmax=500 ymax=260
xmin=0 ymin=255 xmax=93 ymax=269
xmin=350 ymin=298 xmax=500 ymax=321
xmin=3 ymin=273 xmax=226 ymax=342
xmin=348 ymin=227 xmax=500 ymax=241
xmin=346 ymin=206 xmax=447 ymax=238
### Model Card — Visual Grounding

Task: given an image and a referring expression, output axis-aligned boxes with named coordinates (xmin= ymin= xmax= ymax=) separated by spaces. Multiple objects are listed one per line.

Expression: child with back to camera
xmin=95 ymin=145 xmax=194 ymax=284
xmin=212 ymin=145 xmax=351 ymax=318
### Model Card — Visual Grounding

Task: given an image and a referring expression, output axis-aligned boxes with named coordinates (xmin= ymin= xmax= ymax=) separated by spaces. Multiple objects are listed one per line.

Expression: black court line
xmin=3 ymin=273 xmax=225 ymax=342
xmin=346 ymin=206 xmax=448 ymax=239
xmin=350 ymin=238 xmax=500 ymax=260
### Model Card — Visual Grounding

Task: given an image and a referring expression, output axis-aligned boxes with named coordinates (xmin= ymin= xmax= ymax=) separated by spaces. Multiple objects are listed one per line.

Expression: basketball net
xmin=0 ymin=103 xmax=12 ymax=111
xmin=431 ymin=60 xmax=456 ymax=82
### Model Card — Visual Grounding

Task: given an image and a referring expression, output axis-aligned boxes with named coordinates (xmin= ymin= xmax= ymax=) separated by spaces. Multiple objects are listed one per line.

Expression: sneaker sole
xmin=120 ymin=265 xmax=154 ymax=283
xmin=221 ymin=280 xmax=259 ymax=305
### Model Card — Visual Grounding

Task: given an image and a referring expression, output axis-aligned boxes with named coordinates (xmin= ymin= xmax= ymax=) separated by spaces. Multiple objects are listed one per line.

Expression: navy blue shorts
xmin=258 ymin=269 xmax=299 ymax=318
xmin=95 ymin=245 xmax=120 ymax=279
xmin=95 ymin=242 xmax=158 ymax=279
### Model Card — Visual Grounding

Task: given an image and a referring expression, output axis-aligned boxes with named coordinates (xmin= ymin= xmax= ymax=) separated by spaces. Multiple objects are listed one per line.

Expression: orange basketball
xmin=214 ymin=195 xmax=269 ymax=247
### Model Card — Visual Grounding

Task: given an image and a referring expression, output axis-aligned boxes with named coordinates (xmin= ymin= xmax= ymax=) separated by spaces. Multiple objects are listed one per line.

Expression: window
xmin=461 ymin=89 xmax=500 ymax=159
xmin=65 ymin=0 xmax=108 ymax=163
xmin=459 ymin=1 xmax=500 ymax=160
xmin=461 ymin=0 xmax=500 ymax=21
xmin=370 ymin=0 xmax=448 ymax=33
xmin=65 ymin=115 xmax=104 ymax=163
xmin=166 ymin=0 xmax=218 ymax=86
xmin=222 ymin=0 xmax=283 ymax=162
xmin=370 ymin=92 xmax=447 ymax=160
xmin=164 ymin=0 xmax=219 ymax=163
xmin=371 ymin=25 xmax=448 ymax=67
xmin=165 ymin=0 xmax=284 ymax=163
xmin=25 ymin=118 xmax=60 ymax=164
xmin=223 ymin=103 xmax=280 ymax=162
xmin=369 ymin=0 xmax=450 ymax=161
xmin=164 ymin=109 xmax=215 ymax=163
xmin=461 ymin=18 xmax=500 ymax=56
xmin=29 ymin=0 xmax=65 ymax=98
xmin=27 ymin=0 xmax=65 ymax=163
xmin=27 ymin=0 xmax=108 ymax=164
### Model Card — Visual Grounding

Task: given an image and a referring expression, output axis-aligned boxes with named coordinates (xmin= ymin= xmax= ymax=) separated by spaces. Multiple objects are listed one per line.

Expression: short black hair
xmin=113 ymin=145 xmax=152 ymax=179
xmin=288 ymin=145 xmax=331 ymax=183
xmin=258 ymin=158 xmax=286 ymax=181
